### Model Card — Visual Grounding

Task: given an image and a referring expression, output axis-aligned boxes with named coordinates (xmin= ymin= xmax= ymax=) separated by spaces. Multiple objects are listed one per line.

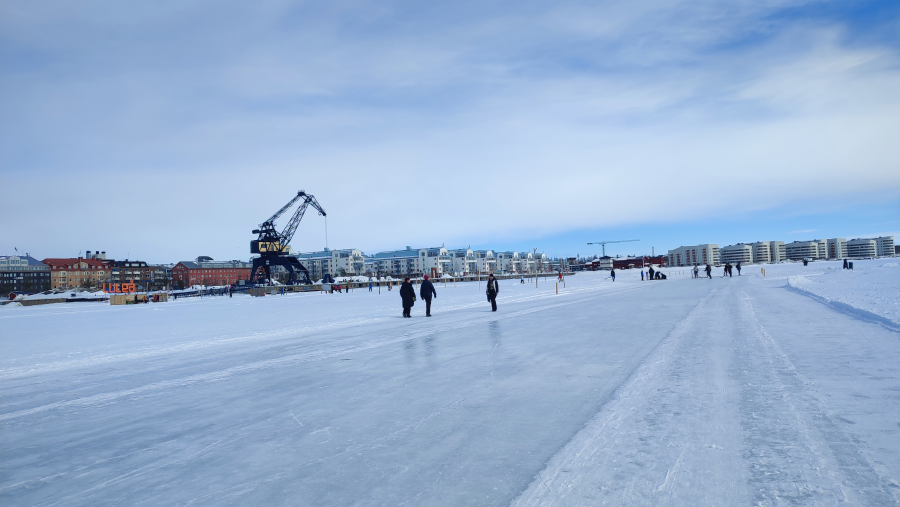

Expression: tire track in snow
xmin=511 ymin=286 xmax=741 ymax=506
xmin=734 ymin=289 xmax=898 ymax=506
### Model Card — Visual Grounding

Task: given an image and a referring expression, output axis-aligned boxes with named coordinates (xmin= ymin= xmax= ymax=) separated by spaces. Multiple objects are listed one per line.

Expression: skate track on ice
xmin=1 ymin=263 xmax=899 ymax=506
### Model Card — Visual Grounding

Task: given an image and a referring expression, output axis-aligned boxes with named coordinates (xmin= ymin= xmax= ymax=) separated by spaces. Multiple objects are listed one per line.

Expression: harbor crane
xmin=587 ymin=239 xmax=640 ymax=257
xmin=250 ymin=190 xmax=326 ymax=285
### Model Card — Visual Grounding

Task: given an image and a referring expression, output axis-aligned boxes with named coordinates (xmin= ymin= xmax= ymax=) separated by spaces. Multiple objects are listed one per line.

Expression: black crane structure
xmin=250 ymin=190 xmax=326 ymax=285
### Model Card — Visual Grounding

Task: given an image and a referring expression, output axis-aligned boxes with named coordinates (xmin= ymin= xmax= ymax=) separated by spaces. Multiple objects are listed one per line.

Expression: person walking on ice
xmin=705 ymin=263 xmax=712 ymax=279
xmin=610 ymin=268 xmax=616 ymax=282
xmin=640 ymin=270 xmax=644 ymax=281
xmin=399 ymin=277 xmax=415 ymax=318
xmin=736 ymin=261 xmax=741 ymax=276
xmin=420 ymin=274 xmax=436 ymax=317
xmin=693 ymin=265 xmax=699 ymax=279
xmin=486 ymin=273 xmax=499 ymax=312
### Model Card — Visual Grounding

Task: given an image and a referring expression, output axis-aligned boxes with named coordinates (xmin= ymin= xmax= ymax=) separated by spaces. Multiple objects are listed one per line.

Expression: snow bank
xmin=785 ymin=260 xmax=900 ymax=329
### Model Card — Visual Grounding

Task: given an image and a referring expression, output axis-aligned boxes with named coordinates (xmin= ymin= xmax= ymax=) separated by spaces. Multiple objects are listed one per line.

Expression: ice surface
xmin=1 ymin=261 xmax=899 ymax=505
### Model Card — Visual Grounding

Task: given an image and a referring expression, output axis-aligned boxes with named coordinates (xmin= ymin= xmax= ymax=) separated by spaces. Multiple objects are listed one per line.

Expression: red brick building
xmin=172 ymin=260 xmax=252 ymax=288
xmin=612 ymin=256 xmax=667 ymax=270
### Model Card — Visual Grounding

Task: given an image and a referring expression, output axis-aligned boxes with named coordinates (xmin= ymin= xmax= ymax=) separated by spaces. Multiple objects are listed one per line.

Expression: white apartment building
xmin=496 ymin=252 xmax=520 ymax=274
xmin=473 ymin=250 xmax=497 ymax=274
xmin=748 ymin=241 xmax=785 ymax=263
xmin=294 ymin=248 xmax=365 ymax=279
xmin=371 ymin=247 xmax=420 ymax=277
xmin=518 ymin=252 xmax=536 ymax=273
xmin=450 ymin=249 xmax=477 ymax=275
xmin=667 ymin=244 xmax=720 ymax=267
xmin=419 ymin=247 xmax=452 ymax=277
xmin=846 ymin=238 xmax=877 ymax=258
xmin=874 ymin=236 xmax=895 ymax=256
xmin=826 ymin=238 xmax=847 ymax=259
xmin=719 ymin=244 xmax=753 ymax=265
xmin=785 ymin=241 xmax=823 ymax=260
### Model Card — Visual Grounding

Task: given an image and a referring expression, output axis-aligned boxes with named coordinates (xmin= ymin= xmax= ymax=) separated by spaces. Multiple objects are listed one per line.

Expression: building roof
xmin=0 ymin=255 xmax=49 ymax=268
xmin=176 ymin=260 xmax=252 ymax=269
xmin=42 ymin=258 xmax=111 ymax=269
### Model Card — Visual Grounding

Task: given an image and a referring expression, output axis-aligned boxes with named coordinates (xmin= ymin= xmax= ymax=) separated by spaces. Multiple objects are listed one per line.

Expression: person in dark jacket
xmin=648 ymin=266 xmax=655 ymax=281
xmin=486 ymin=273 xmax=499 ymax=311
xmin=843 ymin=259 xmax=849 ymax=269
xmin=705 ymin=264 xmax=712 ymax=279
xmin=420 ymin=274 xmax=437 ymax=317
xmin=399 ymin=277 xmax=415 ymax=318
xmin=610 ymin=269 xmax=616 ymax=281
xmin=736 ymin=261 xmax=741 ymax=276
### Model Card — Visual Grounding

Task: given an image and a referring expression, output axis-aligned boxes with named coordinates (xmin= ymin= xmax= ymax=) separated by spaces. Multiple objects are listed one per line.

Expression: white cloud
xmin=1 ymin=0 xmax=899 ymax=259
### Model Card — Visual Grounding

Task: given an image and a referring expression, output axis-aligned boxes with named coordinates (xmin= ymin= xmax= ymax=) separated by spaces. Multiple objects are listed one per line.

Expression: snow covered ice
xmin=2 ymin=260 xmax=899 ymax=506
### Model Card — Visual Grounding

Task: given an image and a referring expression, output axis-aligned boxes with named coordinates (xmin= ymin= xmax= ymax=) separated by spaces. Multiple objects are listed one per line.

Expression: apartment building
xmin=471 ymin=250 xmax=495 ymax=274
xmin=420 ymin=247 xmax=452 ymax=277
xmin=846 ymin=238 xmax=877 ymax=258
xmin=719 ymin=244 xmax=753 ymax=265
xmin=293 ymin=248 xmax=365 ymax=279
xmin=785 ymin=241 xmax=823 ymax=260
xmin=496 ymin=252 xmax=521 ymax=274
xmin=172 ymin=260 xmax=252 ymax=287
xmin=0 ymin=255 xmax=51 ymax=293
xmin=747 ymin=241 xmax=786 ymax=263
xmin=667 ymin=244 xmax=719 ymax=267
xmin=450 ymin=249 xmax=477 ymax=275
xmin=42 ymin=257 xmax=113 ymax=288
xmin=372 ymin=247 xmax=421 ymax=277
xmin=874 ymin=236 xmax=895 ymax=257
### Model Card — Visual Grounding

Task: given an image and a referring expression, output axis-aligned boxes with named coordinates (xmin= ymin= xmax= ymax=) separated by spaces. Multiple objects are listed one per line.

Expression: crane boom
xmin=587 ymin=239 xmax=639 ymax=257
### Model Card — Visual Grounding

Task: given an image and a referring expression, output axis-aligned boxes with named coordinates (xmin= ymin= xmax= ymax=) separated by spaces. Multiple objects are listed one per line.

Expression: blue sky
xmin=1 ymin=0 xmax=898 ymax=262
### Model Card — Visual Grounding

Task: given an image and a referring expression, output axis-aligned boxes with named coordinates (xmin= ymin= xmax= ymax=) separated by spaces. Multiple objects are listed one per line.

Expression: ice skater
xmin=399 ymin=277 xmax=415 ymax=318
xmin=486 ymin=273 xmax=499 ymax=312
xmin=420 ymin=274 xmax=436 ymax=317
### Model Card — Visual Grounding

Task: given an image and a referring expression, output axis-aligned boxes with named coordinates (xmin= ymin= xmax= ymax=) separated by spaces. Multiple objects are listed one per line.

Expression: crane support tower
xmin=250 ymin=190 xmax=326 ymax=285
xmin=587 ymin=239 xmax=639 ymax=257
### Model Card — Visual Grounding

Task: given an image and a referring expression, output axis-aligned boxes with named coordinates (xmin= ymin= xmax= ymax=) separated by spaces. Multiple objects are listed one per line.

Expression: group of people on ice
xmin=640 ymin=266 xmax=667 ymax=281
xmin=398 ymin=273 xmax=501 ymax=318
xmin=688 ymin=261 xmax=741 ymax=279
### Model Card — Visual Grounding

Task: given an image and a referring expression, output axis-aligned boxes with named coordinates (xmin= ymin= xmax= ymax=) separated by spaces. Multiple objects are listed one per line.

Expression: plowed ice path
xmin=2 ymin=261 xmax=899 ymax=506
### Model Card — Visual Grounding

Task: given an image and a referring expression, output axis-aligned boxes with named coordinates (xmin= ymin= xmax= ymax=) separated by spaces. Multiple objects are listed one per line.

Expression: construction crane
xmin=587 ymin=239 xmax=639 ymax=257
xmin=250 ymin=190 xmax=326 ymax=285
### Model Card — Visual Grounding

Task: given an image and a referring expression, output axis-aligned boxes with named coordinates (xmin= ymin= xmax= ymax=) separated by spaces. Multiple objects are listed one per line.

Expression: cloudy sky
xmin=2 ymin=0 xmax=899 ymax=262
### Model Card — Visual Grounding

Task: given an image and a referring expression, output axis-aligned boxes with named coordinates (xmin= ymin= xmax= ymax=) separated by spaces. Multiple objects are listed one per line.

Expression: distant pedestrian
xmin=486 ymin=274 xmax=499 ymax=311
xmin=693 ymin=265 xmax=699 ymax=279
xmin=843 ymin=259 xmax=848 ymax=270
xmin=641 ymin=270 xmax=644 ymax=281
xmin=648 ymin=266 xmax=655 ymax=280
xmin=610 ymin=269 xmax=616 ymax=282
xmin=420 ymin=274 xmax=437 ymax=317
xmin=400 ymin=277 xmax=415 ymax=318
xmin=520 ymin=275 xmax=525 ymax=284
xmin=736 ymin=261 xmax=741 ymax=276
xmin=558 ymin=272 xmax=563 ymax=282
xmin=369 ymin=282 xmax=373 ymax=292
xmin=705 ymin=264 xmax=712 ymax=279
